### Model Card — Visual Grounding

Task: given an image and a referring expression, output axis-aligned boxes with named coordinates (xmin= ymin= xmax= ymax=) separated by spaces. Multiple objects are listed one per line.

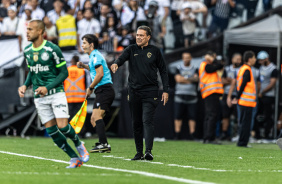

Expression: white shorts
xmin=34 ymin=92 xmax=69 ymax=124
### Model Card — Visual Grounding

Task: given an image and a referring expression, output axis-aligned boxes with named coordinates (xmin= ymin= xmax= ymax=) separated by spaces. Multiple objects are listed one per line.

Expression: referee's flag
xmin=70 ymin=100 xmax=87 ymax=134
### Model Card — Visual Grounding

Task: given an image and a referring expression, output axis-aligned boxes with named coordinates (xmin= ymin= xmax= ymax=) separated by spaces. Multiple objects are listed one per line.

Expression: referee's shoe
xmin=144 ymin=150 xmax=153 ymax=161
xmin=90 ymin=142 xmax=111 ymax=153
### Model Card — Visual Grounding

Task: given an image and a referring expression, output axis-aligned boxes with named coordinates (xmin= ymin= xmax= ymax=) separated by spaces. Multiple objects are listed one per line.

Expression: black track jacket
xmin=114 ymin=44 xmax=169 ymax=93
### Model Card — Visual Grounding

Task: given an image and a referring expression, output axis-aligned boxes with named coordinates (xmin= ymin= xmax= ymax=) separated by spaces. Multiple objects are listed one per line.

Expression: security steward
xmin=111 ymin=26 xmax=169 ymax=161
xmin=56 ymin=6 xmax=77 ymax=51
xmin=64 ymin=55 xmax=86 ymax=121
xmin=199 ymin=51 xmax=224 ymax=144
xmin=227 ymin=51 xmax=257 ymax=147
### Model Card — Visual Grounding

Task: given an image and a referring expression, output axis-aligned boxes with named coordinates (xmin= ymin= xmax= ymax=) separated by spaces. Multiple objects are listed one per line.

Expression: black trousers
xmin=128 ymin=89 xmax=159 ymax=153
xmin=203 ymin=93 xmax=221 ymax=141
xmin=258 ymin=96 xmax=275 ymax=138
xmin=238 ymin=105 xmax=254 ymax=146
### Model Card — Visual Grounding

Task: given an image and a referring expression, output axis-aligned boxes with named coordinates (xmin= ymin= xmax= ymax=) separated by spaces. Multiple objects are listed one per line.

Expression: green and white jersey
xmin=24 ymin=40 xmax=67 ymax=97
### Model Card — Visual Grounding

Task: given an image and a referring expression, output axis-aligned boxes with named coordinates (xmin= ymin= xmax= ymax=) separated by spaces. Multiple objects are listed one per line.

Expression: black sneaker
xmin=90 ymin=142 xmax=111 ymax=153
xmin=144 ymin=151 xmax=153 ymax=161
xmin=131 ymin=153 xmax=144 ymax=160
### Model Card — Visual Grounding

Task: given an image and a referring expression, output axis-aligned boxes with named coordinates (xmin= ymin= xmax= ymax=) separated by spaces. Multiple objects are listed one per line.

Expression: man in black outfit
xmin=111 ymin=26 xmax=169 ymax=161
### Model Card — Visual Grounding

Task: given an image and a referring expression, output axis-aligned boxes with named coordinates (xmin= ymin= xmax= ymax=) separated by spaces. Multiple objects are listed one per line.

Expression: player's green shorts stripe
xmin=56 ymin=61 xmax=66 ymax=68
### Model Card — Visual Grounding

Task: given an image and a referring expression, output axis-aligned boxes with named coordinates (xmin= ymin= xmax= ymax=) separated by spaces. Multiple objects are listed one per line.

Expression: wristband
xmin=89 ymin=87 xmax=94 ymax=90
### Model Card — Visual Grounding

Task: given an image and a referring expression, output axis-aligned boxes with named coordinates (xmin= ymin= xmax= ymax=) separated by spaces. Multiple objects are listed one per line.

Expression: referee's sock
xmin=60 ymin=124 xmax=81 ymax=147
xmin=95 ymin=119 xmax=108 ymax=144
xmin=46 ymin=125 xmax=78 ymax=158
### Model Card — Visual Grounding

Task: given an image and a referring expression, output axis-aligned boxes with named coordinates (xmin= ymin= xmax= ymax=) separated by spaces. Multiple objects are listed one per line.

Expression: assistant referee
xmin=111 ymin=26 xmax=169 ymax=161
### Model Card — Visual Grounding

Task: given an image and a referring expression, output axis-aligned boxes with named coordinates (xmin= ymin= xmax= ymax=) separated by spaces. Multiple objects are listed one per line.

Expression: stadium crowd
xmin=0 ymin=0 xmax=280 ymax=51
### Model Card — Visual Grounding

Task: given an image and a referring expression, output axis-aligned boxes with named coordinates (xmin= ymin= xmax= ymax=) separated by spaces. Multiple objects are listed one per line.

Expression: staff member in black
xmin=111 ymin=26 xmax=169 ymax=161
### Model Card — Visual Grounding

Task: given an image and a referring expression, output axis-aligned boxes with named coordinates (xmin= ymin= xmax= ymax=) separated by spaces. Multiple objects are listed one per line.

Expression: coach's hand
xmin=18 ymin=85 xmax=27 ymax=98
xmin=35 ymin=87 xmax=48 ymax=97
xmin=161 ymin=92 xmax=169 ymax=106
xmin=111 ymin=64 xmax=118 ymax=73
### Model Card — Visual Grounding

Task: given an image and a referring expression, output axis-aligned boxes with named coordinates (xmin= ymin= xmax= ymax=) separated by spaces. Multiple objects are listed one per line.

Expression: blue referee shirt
xmin=89 ymin=49 xmax=113 ymax=89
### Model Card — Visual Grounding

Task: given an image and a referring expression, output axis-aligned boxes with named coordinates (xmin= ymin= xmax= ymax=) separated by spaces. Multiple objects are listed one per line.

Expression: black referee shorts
xmin=93 ymin=83 xmax=115 ymax=113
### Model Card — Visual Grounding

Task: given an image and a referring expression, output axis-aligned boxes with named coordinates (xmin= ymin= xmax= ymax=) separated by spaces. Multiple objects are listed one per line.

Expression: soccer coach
xmin=111 ymin=26 xmax=169 ymax=161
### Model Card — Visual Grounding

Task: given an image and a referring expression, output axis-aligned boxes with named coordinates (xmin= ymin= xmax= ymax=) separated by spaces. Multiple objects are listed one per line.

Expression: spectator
xmin=187 ymin=0 xmax=208 ymax=41
xmin=82 ymin=0 xmax=93 ymax=12
xmin=2 ymin=5 xmax=19 ymax=36
xmin=220 ymin=53 xmax=242 ymax=140
xmin=100 ymin=14 xmax=118 ymax=52
xmin=256 ymin=51 xmax=278 ymax=139
xmin=75 ymin=9 xmax=83 ymax=25
xmin=244 ymin=0 xmax=259 ymax=20
xmin=199 ymin=51 xmax=224 ymax=144
xmin=56 ymin=6 xmax=77 ymax=50
xmin=112 ymin=0 xmax=126 ymax=18
xmin=63 ymin=0 xmax=82 ymax=15
xmin=174 ymin=52 xmax=199 ymax=140
xmin=262 ymin=0 xmax=273 ymax=12
xmin=77 ymin=8 xmax=101 ymax=53
xmin=47 ymin=0 xmax=65 ymax=24
xmin=146 ymin=1 xmax=166 ymax=51
xmin=97 ymin=4 xmax=110 ymax=28
xmin=17 ymin=5 xmax=32 ymax=52
xmin=120 ymin=0 xmax=146 ymax=31
xmin=117 ymin=25 xmax=134 ymax=49
xmin=144 ymin=0 xmax=170 ymax=22
xmin=208 ymin=0 xmax=235 ymax=38
xmin=177 ymin=0 xmax=208 ymax=43
xmin=21 ymin=0 xmax=45 ymax=20
xmin=0 ymin=0 xmax=11 ymax=23
xmin=39 ymin=0 xmax=55 ymax=14
xmin=180 ymin=3 xmax=196 ymax=48
xmin=171 ymin=0 xmax=184 ymax=48
xmin=43 ymin=16 xmax=58 ymax=44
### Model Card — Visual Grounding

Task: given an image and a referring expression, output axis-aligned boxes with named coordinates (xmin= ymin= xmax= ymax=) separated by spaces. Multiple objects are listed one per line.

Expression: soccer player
xmin=77 ymin=34 xmax=115 ymax=153
xmin=18 ymin=20 xmax=89 ymax=168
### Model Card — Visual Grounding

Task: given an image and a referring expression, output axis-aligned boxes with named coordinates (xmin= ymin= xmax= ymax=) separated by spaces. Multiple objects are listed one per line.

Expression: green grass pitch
xmin=0 ymin=137 xmax=282 ymax=184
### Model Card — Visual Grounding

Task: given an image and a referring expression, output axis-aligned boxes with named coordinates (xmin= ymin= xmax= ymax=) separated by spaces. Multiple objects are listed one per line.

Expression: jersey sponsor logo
xmin=147 ymin=52 xmax=152 ymax=58
xmin=54 ymin=104 xmax=67 ymax=108
xmin=30 ymin=64 xmax=50 ymax=73
xmin=41 ymin=52 xmax=49 ymax=61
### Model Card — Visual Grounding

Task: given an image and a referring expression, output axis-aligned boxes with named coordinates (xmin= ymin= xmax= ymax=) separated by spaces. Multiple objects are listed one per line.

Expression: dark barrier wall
xmin=0 ymin=69 xmax=21 ymax=114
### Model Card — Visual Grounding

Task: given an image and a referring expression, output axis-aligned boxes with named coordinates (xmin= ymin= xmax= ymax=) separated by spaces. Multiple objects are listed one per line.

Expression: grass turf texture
xmin=0 ymin=137 xmax=282 ymax=184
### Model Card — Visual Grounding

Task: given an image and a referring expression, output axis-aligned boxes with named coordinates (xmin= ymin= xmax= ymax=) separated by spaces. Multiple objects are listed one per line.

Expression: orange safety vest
xmin=64 ymin=65 xmax=86 ymax=103
xmin=199 ymin=61 xmax=224 ymax=99
xmin=236 ymin=64 xmax=257 ymax=107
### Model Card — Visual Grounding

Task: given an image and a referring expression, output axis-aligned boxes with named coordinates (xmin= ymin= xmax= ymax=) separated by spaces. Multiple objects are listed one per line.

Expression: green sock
xmin=60 ymin=124 xmax=81 ymax=147
xmin=46 ymin=125 xmax=78 ymax=158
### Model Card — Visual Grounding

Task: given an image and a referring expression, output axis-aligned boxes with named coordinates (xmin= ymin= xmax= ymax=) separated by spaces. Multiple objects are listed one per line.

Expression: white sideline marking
xmin=0 ymin=171 xmax=127 ymax=176
xmin=0 ymin=151 xmax=216 ymax=184
xmin=103 ymin=155 xmax=229 ymax=172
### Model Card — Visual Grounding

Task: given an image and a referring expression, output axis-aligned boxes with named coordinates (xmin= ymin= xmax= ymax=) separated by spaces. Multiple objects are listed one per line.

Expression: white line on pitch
xmin=0 ymin=151 xmax=216 ymax=184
